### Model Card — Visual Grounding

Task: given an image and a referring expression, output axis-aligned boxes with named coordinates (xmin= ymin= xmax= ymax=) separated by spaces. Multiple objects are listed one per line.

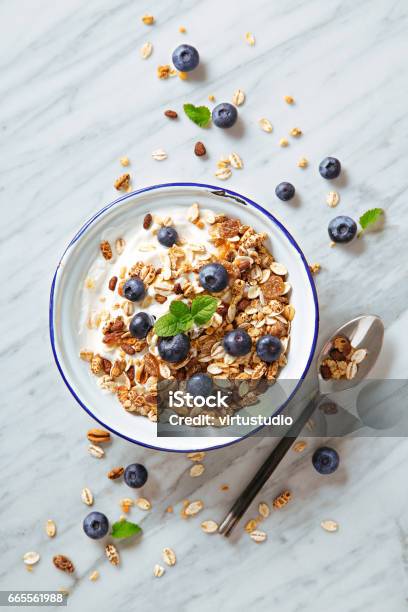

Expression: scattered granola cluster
xmin=320 ymin=335 xmax=367 ymax=381
xmin=80 ymin=203 xmax=295 ymax=423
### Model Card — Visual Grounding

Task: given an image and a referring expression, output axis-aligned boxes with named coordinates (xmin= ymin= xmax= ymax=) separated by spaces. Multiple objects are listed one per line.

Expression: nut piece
xmin=88 ymin=444 xmax=105 ymax=459
xmin=120 ymin=498 xmax=134 ymax=513
xmin=108 ymin=276 xmax=118 ymax=291
xmin=100 ymin=241 xmax=113 ymax=260
xmin=142 ymin=14 xmax=154 ymax=25
xmin=186 ymin=451 xmax=205 ymax=462
xmin=259 ymin=118 xmax=273 ymax=133
xmin=107 ymin=466 xmax=124 ymax=480
xmin=293 ymin=440 xmax=307 ymax=453
xmin=81 ymin=487 xmax=94 ymax=506
xmin=87 ymin=429 xmax=111 ymax=444
xmin=53 ymin=555 xmax=75 ymax=573
xmin=162 ymin=547 xmax=176 ymax=566
xmin=105 ymin=544 xmax=120 ymax=566
xmin=249 ymin=530 xmax=267 ymax=543
xmin=309 ymin=263 xmax=321 ymax=275
xmin=89 ymin=570 xmax=100 ymax=581
xmin=297 ymin=157 xmax=309 ymax=168
xmin=140 ymin=41 xmax=153 ymax=59
xmin=120 ymin=157 xmax=130 ymax=167
xmin=326 ymin=191 xmax=340 ymax=208
xmin=201 ymin=520 xmax=218 ymax=533
xmin=136 ymin=497 xmax=152 ymax=510
xmin=23 ymin=551 xmax=40 ymax=566
xmin=114 ymin=173 xmax=131 ymax=191
xmin=272 ymin=490 xmax=292 ymax=509
xmin=321 ymin=520 xmax=339 ymax=532
xmin=194 ymin=141 xmax=206 ymax=157
xmin=290 ymin=127 xmax=302 ymax=137
xmin=153 ymin=564 xmax=165 ymax=577
xmin=143 ymin=213 xmax=153 ymax=230
xmin=164 ymin=110 xmax=178 ymax=119
xmin=46 ymin=519 xmax=57 ymax=538
xmin=190 ymin=464 xmax=205 ymax=477
xmin=279 ymin=138 xmax=289 ymax=147
xmin=232 ymin=89 xmax=245 ymax=106
xmin=284 ymin=95 xmax=295 ymax=104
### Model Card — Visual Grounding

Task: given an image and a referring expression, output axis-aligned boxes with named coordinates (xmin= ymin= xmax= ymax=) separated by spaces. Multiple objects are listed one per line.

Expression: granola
xmin=320 ymin=334 xmax=367 ymax=380
xmin=79 ymin=204 xmax=294 ymax=423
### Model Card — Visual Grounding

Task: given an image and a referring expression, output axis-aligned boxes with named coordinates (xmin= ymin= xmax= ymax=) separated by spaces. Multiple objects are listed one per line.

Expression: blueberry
xmin=328 ymin=215 xmax=357 ymax=243
xmin=212 ymin=103 xmax=238 ymax=129
xmin=198 ymin=263 xmax=229 ymax=292
xmin=83 ymin=511 xmax=109 ymax=540
xmin=129 ymin=312 xmax=154 ymax=339
xmin=186 ymin=373 xmax=214 ymax=398
xmin=158 ymin=333 xmax=190 ymax=363
xmin=172 ymin=44 xmax=200 ymax=72
xmin=319 ymin=157 xmax=341 ymax=179
xmin=124 ymin=463 xmax=148 ymax=488
xmin=123 ymin=277 xmax=146 ymax=302
xmin=275 ymin=182 xmax=295 ymax=201
xmin=312 ymin=447 xmax=339 ymax=475
xmin=256 ymin=335 xmax=282 ymax=363
xmin=223 ymin=328 xmax=252 ymax=357
xmin=158 ymin=226 xmax=178 ymax=248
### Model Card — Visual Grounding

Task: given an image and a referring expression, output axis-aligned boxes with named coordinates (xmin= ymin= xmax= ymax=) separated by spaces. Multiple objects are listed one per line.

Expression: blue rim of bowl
xmin=49 ymin=182 xmax=319 ymax=453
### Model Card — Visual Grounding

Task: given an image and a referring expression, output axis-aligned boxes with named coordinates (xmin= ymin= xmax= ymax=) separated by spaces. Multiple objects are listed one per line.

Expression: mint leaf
xmin=154 ymin=313 xmax=181 ymax=337
xmin=183 ymin=104 xmax=211 ymax=128
xmin=359 ymin=208 xmax=384 ymax=231
xmin=170 ymin=300 xmax=190 ymax=318
xmin=111 ymin=520 xmax=142 ymax=540
xmin=191 ymin=296 xmax=218 ymax=325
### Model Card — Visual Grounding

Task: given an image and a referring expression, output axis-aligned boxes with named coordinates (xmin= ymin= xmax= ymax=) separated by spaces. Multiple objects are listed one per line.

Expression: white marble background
xmin=1 ymin=0 xmax=408 ymax=610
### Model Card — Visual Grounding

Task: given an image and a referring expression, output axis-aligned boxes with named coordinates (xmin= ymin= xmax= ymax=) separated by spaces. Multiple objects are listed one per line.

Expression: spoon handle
xmin=218 ymin=395 xmax=318 ymax=537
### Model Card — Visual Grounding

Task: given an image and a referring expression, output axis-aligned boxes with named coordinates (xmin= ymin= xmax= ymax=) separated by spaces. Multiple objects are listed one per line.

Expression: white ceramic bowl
xmin=50 ymin=183 xmax=319 ymax=452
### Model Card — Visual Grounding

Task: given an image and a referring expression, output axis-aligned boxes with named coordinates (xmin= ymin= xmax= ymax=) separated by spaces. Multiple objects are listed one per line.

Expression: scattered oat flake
xmin=162 ymin=547 xmax=176 ymax=566
xmin=187 ymin=451 xmax=205 ymax=462
xmin=190 ymin=463 xmax=205 ymax=477
xmin=105 ymin=544 xmax=120 ymax=566
xmin=232 ymin=89 xmax=245 ymax=106
xmin=154 ymin=564 xmax=165 ymax=577
xmin=279 ymin=138 xmax=289 ymax=147
xmin=326 ymin=191 xmax=340 ymax=207
xmin=81 ymin=487 xmax=94 ymax=506
xmin=258 ymin=502 xmax=270 ymax=518
xmin=85 ymin=277 xmax=95 ymax=289
xmin=321 ymin=520 xmax=339 ymax=532
xmin=140 ymin=41 xmax=153 ymax=59
xmin=136 ymin=497 xmax=152 ymax=511
xmin=152 ymin=149 xmax=167 ymax=161
xmin=89 ymin=570 xmax=100 ymax=581
xmin=250 ymin=530 xmax=267 ymax=543
xmin=245 ymin=32 xmax=255 ymax=46
xmin=46 ymin=519 xmax=57 ymax=538
xmin=297 ymin=157 xmax=309 ymax=168
xmin=351 ymin=348 xmax=367 ymax=364
xmin=229 ymin=152 xmax=243 ymax=169
xmin=23 ymin=551 xmax=40 ymax=566
xmin=293 ymin=440 xmax=307 ymax=453
xmin=215 ymin=167 xmax=232 ymax=180
xmin=244 ymin=518 xmax=259 ymax=533
xmin=284 ymin=95 xmax=295 ymax=104
xmin=184 ymin=500 xmax=204 ymax=516
xmin=259 ymin=118 xmax=273 ymax=133
xmin=88 ymin=444 xmax=104 ymax=459
xmin=142 ymin=14 xmax=154 ymax=25
xmin=201 ymin=520 xmax=218 ymax=533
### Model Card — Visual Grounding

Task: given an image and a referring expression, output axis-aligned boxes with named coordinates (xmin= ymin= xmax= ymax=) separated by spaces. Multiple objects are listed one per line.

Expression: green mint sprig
xmin=111 ymin=519 xmax=142 ymax=539
xmin=359 ymin=208 xmax=384 ymax=233
xmin=183 ymin=103 xmax=211 ymax=128
xmin=154 ymin=296 xmax=218 ymax=337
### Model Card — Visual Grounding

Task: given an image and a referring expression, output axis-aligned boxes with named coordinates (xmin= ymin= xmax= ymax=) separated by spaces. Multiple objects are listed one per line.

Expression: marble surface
xmin=1 ymin=0 xmax=408 ymax=610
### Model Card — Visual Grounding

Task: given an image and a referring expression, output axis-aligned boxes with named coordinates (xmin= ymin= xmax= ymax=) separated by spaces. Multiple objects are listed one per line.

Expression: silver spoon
xmin=218 ymin=314 xmax=384 ymax=537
